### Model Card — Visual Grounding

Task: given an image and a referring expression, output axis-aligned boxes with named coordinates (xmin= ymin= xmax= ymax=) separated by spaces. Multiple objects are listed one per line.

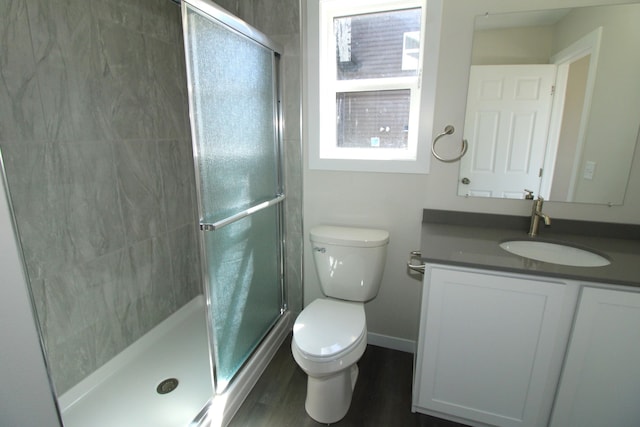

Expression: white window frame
xmin=305 ymin=0 xmax=438 ymax=174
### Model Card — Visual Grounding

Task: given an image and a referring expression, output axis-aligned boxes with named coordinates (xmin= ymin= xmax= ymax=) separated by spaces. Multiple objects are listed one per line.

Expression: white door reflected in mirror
xmin=458 ymin=65 xmax=556 ymax=199
xmin=458 ymin=3 xmax=640 ymax=205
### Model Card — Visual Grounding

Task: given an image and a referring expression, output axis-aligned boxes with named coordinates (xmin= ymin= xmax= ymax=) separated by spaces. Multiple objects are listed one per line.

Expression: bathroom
xmin=2 ymin=0 xmax=639 ymax=426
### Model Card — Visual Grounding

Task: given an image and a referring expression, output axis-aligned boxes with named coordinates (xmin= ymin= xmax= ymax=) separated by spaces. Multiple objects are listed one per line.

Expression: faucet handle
xmin=524 ymin=189 xmax=534 ymax=200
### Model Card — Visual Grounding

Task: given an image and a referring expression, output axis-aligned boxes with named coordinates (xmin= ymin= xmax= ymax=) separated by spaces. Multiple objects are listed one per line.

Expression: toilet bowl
xmin=292 ymin=225 xmax=389 ymax=424
xmin=291 ymin=299 xmax=367 ymax=424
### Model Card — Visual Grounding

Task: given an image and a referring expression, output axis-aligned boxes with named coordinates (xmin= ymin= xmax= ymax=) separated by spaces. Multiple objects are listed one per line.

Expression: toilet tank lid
xmin=310 ymin=225 xmax=389 ymax=248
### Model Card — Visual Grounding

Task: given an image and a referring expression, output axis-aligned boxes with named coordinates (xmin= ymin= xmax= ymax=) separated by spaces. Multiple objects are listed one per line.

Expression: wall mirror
xmin=457 ymin=2 xmax=640 ymax=205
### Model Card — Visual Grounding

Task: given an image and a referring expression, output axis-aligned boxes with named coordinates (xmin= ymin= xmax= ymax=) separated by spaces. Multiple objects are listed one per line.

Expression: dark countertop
xmin=420 ymin=209 xmax=640 ymax=288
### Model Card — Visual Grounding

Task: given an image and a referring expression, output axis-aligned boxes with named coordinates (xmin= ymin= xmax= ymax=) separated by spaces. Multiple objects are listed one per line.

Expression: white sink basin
xmin=499 ymin=240 xmax=610 ymax=267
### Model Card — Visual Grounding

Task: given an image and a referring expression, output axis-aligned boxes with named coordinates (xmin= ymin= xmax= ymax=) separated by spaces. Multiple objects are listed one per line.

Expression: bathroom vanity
xmin=412 ymin=210 xmax=640 ymax=427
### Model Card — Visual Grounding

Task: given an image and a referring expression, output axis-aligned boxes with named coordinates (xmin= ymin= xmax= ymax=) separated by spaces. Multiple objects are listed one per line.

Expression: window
xmin=307 ymin=0 xmax=432 ymax=173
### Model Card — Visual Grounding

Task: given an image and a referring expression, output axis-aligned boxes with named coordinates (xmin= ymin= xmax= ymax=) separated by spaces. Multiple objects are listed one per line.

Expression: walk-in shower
xmin=0 ymin=0 xmax=293 ymax=425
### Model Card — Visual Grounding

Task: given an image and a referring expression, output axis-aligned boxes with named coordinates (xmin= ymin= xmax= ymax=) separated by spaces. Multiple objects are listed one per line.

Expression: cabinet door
xmin=415 ymin=267 xmax=567 ymax=427
xmin=550 ymin=287 xmax=640 ymax=427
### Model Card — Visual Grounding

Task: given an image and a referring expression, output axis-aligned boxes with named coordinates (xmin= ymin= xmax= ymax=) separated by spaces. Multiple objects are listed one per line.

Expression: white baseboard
xmin=367 ymin=332 xmax=416 ymax=354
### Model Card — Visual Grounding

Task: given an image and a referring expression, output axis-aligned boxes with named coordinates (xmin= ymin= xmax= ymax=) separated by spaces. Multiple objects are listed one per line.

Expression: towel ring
xmin=431 ymin=125 xmax=468 ymax=163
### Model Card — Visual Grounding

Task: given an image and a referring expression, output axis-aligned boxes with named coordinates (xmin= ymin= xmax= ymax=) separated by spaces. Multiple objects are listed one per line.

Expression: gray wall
xmin=215 ymin=0 xmax=304 ymax=317
xmin=0 ymin=0 xmax=200 ymax=394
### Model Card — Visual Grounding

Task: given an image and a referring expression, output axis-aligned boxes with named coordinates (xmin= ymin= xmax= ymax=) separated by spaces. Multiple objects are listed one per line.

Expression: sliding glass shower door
xmin=182 ymin=0 xmax=285 ymax=393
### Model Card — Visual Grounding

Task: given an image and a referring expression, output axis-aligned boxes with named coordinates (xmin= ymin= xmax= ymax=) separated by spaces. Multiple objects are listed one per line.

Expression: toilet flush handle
xmin=313 ymin=246 xmax=326 ymax=253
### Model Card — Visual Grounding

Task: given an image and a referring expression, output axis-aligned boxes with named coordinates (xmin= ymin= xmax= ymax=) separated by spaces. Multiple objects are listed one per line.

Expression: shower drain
xmin=156 ymin=378 xmax=179 ymax=394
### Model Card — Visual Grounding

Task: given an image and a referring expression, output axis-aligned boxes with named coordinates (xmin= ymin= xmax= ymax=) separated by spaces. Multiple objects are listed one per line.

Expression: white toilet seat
xmin=293 ymin=298 xmax=366 ymax=362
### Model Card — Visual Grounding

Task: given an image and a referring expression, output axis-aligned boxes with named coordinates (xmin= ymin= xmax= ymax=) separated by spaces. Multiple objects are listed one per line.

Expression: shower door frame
xmin=0 ymin=150 xmax=64 ymax=427
xmin=181 ymin=0 xmax=287 ymax=396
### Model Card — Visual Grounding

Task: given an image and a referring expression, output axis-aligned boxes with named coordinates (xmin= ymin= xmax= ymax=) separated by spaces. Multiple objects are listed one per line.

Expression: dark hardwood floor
xmin=228 ymin=334 xmax=469 ymax=427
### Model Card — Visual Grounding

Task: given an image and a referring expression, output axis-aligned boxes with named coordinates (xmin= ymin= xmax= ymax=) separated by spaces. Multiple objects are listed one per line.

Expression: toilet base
xmin=305 ymin=364 xmax=359 ymax=424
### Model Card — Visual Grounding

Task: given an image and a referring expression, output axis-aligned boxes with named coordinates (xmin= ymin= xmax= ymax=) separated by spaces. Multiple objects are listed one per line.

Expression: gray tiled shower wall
xmin=0 ymin=0 xmax=201 ymax=394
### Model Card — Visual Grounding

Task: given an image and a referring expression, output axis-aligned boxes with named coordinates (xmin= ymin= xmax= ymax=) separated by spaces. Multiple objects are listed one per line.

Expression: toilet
xmin=291 ymin=225 xmax=389 ymax=424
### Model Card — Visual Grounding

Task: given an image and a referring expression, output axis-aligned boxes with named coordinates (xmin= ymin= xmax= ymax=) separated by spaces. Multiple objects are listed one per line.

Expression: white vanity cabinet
xmin=412 ymin=264 xmax=577 ymax=427
xmin=549 ymin=286 xmax=640 ymax=427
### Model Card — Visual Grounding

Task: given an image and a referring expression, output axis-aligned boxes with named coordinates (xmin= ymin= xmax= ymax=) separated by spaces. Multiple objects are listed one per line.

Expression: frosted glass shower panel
xmin=204 ymin=205 xmax=282 ymax=391
xmin=185 ymin=5 xmax=280 ymax=222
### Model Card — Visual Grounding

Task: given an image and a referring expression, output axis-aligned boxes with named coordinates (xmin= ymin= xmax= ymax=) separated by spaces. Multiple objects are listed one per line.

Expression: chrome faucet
xmin=528 ymin=196 xmax=551 ymax=237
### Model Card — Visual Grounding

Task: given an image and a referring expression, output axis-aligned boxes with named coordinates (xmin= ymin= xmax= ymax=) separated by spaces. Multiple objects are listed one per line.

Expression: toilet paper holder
xmin=407 ymin=250 xmax=425 ymax=274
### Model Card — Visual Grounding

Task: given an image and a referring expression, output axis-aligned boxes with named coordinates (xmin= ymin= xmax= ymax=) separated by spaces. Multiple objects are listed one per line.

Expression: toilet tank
xmin=310 ymin=225 xmax=389 ymax=302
